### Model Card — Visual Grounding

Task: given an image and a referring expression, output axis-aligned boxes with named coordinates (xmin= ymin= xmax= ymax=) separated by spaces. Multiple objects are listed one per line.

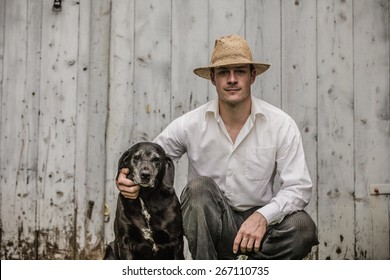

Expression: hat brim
xmin=193 ymin=62 xmax=270 ymax=80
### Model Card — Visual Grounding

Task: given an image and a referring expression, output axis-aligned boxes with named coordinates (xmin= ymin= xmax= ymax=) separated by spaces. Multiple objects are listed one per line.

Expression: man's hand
xmin=233 ymin=212 xmax=267 ymax=254
xmin=116 ymin=168 xmax=140 ymax=199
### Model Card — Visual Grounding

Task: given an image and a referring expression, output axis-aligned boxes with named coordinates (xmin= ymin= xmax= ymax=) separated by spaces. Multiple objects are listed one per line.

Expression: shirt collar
xmin=250 ymin=96 xmax=268 ymax=121
xmin=205 ymin=97 xmax=268 ymax=122
xmin=205 ymin=98 xmax=220 ymax=122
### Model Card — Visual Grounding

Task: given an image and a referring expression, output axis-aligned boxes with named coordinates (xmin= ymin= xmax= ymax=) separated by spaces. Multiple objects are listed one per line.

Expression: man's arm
xmin=258 ymin=119 xmax=312 ymax=225
xmin=233 ymin=119 xmax=312 ymax=254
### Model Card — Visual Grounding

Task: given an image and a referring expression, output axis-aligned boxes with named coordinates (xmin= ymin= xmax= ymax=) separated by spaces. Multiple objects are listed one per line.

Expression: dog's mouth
xmin=132 ymin=178 xmax=154 ymax=188
xmin=138 ymin=182 xmax=153 ymax=188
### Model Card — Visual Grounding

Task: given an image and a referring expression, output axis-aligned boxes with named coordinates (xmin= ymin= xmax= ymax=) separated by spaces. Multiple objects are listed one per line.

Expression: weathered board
xmin=0 ymin=0 xmax=389 ymax=259
xmin=1 ymin=0 xmax=41 ymax=259
xmin=75 ymin=0 xmax=111 ymax=259
xmin=354 ymin=0 xmax=390 ymax=260
xmin=317 ymin=0 xmax=355 ymax=260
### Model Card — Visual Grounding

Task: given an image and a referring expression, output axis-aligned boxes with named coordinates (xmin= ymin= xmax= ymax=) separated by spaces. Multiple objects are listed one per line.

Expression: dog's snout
xmin=140 ymin=168 xmax=151 ymax=180
xmin=135 ymin=163 xmax=155 ymax=187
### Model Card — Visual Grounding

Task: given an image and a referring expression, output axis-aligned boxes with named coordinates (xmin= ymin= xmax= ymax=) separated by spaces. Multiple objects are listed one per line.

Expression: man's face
xmin=211 ymin=64 xmax=256 ymax=107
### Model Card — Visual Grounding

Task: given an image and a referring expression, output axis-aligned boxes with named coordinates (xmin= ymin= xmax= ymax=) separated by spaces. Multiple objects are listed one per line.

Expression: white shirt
xmin=154 ymin=96 xmax=312 ymax=225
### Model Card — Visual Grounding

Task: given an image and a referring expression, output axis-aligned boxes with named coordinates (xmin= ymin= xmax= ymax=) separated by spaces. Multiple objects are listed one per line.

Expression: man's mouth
xmin=225 ymin=88 xmax=241 ymax=92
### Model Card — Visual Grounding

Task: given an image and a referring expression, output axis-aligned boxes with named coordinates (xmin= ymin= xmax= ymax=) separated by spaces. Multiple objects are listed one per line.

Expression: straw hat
xmin=193 ymin=35 xmax=270 ymax=80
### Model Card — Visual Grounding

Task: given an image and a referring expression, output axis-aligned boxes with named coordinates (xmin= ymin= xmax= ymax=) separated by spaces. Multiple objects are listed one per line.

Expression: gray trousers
xmin=180 ymin=176 xmax=319 ymax=260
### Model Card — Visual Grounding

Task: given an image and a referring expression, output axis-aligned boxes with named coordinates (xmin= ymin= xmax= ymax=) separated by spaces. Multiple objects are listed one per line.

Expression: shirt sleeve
xmin=153 ymin=116 xmax=187 ymax=161
xmin=257 ymin=118 xmax=313 ymax=225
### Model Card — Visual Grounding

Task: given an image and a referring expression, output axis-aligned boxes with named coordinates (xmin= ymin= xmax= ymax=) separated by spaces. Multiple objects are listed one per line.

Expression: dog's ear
xmin=118 ymin=149 xmax=131 ymax=170
xmin=116 ymin=149 xmax=132 ymax=180
xmin=162 ymin=156 xmax=175 ymax=190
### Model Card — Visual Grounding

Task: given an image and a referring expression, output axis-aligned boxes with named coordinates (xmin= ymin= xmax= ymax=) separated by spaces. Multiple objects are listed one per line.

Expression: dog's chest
xmin=139 ymin=198 xmax=159 ymax=253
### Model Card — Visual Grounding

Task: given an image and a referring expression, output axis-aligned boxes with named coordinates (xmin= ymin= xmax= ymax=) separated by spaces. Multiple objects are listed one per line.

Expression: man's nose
xmin=227 ymin=71 xmax=237 ymax=83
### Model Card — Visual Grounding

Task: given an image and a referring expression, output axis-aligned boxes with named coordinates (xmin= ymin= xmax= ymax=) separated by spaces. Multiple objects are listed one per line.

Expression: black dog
xmin=104 ymin=142 xmax=184 ymax=260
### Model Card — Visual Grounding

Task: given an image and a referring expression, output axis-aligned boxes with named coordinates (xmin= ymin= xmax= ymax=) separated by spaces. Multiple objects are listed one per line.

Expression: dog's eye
xmin=151 ymin=157 xmax=160 ymax=163
xmin=133 ymin=155 xmax=141 ymax=161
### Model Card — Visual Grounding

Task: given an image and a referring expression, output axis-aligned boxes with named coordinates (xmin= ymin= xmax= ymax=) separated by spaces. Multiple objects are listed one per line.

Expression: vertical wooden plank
xmin=0 ymin=2 xmax=3 ymax=210
xmin=133 ymin=0 xmax=172 ymax=142
xmin=0 ymin=0 xmax=4 ymax=100
xmin=74 ymin=0 xmax=91 ymax=259
xmin=0 ymin=7 xmax=3 ymax=251
xmin=0 ymin=0 xmax=5 ymax=231
xmin=105 ymin=0 xmax=135 ymax=245
xmin=82 ymin=0 xmax=111 ymax=259
xmin=317 ymin=0 xmax=355 ymax=260
xmin=37 ymin=0 xmax=80 ymax=259
xmin=1 ymin=0 xmax=29 ymax=258
xmin=281 ymin=0 xmax=318 ymax=255
xmin=0 ymin=0 xmax=41 ymax=259
xmin=354 ymin=0 xmax=390 ymax=260
xmin=22 ymin=0 xmax=42 ymax=258
xmin=246 ymin=0 xmax=281 ymax=108
xmin=74 ymin=0 xmax=110 ymax=259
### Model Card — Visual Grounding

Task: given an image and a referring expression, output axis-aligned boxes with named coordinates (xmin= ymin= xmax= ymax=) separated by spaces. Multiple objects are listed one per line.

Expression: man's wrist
xmin=255 ymin=210 xmax=268 ymax=227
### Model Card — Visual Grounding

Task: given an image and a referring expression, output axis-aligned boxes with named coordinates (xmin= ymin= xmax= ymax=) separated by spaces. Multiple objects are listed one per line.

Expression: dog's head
xmin=118 ymin=142 xmax=174 ymax=190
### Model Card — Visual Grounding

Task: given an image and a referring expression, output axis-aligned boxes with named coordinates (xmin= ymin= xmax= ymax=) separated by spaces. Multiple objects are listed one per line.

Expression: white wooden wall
xmin=0 ymin=0 xmax=389 ymax=260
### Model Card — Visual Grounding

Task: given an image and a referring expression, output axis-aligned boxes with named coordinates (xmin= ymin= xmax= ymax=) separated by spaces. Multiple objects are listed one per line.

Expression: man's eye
xmin=217 ymin=70 xmax=228 ymax=75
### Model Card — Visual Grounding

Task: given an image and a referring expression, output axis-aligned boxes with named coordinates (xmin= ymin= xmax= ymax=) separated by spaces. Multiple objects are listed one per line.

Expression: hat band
xmin=211 ymin=56 xmax=253 ymax=68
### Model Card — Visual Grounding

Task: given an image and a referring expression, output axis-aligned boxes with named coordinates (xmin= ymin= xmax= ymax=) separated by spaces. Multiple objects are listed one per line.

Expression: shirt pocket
xmin=245 ymin=147 xmax=276 ymax=181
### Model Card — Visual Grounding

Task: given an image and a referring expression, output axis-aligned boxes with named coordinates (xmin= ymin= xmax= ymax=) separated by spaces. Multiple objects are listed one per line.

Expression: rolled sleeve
xmin=154 ymin=116 xmax=187 ymax=161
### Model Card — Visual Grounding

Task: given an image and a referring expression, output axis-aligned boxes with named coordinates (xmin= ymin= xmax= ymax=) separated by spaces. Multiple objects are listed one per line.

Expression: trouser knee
xmin=284 ymin=211 xmax=318 ymax=244
xmin=279 ymin=211 xmax=318 ymax=258
xmin=180 ymin=176 xmax=220 ymax=204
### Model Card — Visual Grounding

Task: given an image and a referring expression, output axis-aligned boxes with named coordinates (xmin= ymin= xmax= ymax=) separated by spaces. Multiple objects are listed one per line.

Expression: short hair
xmin=210 ymin=64 xmax=255 ymax=78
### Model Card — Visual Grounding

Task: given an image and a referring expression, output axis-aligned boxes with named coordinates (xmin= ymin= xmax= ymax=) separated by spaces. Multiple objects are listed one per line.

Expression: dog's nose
xmin=140 ymin=169 xmax=151 ymax=181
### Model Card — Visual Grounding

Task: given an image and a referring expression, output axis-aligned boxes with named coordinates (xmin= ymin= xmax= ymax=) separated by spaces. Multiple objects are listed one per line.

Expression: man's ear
xmin=210 ymin=70 xmax=216 ymax=85
xmin=250 ymin=69 xmax=256 ymax=85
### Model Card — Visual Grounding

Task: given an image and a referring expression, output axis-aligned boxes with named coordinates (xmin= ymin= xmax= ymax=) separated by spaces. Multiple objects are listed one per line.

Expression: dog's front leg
xmin=118 ymin=237 xmax=135 ymax=260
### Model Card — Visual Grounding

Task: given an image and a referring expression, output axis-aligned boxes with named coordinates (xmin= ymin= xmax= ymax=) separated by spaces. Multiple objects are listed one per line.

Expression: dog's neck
xmin=138 ymin=185 xmax=159 ymax=200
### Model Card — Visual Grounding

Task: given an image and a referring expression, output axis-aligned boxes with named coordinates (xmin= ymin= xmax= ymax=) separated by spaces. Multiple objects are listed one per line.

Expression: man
xmin=116 ymin=35 xmax=318 ymax=259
